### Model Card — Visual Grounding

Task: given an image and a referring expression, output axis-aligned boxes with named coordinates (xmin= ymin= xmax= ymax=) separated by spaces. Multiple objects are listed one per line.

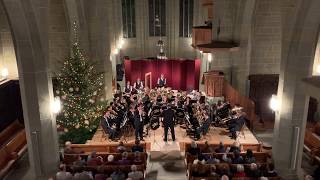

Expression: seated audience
xmin=73 ymin=166 xmax=93 ymax=180
xmin=260 ymin=177 xmax=268 ymax=180
xmin=234 ymin=164 xmax=246 ymax=177
xmin=221 ymin=154 xmax=232 ymax=164
xmin=87 ymin=151 xmax=103 ymax=166
xmin=247 ymin=163 xmax=261 ymax=178
xmin=265 ymin=163 xmax=277 ymax=177
xmin=94 ymin=166 xmax=107 ymax=180
xmin=118 ymin=152 xmax=131 ymax=165
xmin=229 ymin=141 xmax=240 ymax=153
xmin=56 ymin=164 xmax=73 ymax=180
xmin=133 ymin=152 xmax=143 ymax=165
xmin=187 ymin=141 xmax=200 ymax=156
xmin=221 ymin=175 xmax=229 ymax=180
xmin=202 ymin=141 xmax=214 ymax=153
xmin=304 ymin=175 xmax=314 ymax=180
xmin=244 ymin=149 xmax=256 ymax=164
xmin=232 ymin=150 xmax=243 ymax=164
xmin=191 ymin=163 xmax=209 ymax=177
xmin=132 ymin=140 xmax=144 ymax=152
xmin=210 ymin=165 xmax=219 ymax=178
xmin=73 ymin=155 xmax=86 ymax=167
xmin=111 ymin=168 xmax=126 ymax=180
xmin=206 ymin=153 xmax=220 ymax=164
xmin=117 ymin=141 xmax=127 ymax=153
xmin=215 ymin=141 xmax=226 ymax=153
xmin=128 ymin=165 xmax=144 ymax=180
xmin=219 ymin=163 xmax=232 ymax=178
xmin=105 ymin=155 xmax=116 ymax=165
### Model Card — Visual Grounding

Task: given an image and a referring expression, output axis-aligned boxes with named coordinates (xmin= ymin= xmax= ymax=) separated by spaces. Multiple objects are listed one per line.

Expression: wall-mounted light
xmin=199 ymin=50 xmax=203 ymax=54
xmin=51 ymin=97 xmax=61 ymax=114
xmin=1 ymin=68 xmax=9 ymax=79
xmin=317 ymin=64 xmax=320 ymax=74
xmin=208 ymin=54 xmax=212 ymax=62
xmin=114 ymin=48 xmax=119 ymax=55
xmin=269 ymin=94 xmax=280 ymax=112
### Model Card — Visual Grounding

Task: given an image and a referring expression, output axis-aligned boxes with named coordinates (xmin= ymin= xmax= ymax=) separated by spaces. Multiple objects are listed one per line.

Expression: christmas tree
xmin=55 ymin=42 xmax=107 ymax=143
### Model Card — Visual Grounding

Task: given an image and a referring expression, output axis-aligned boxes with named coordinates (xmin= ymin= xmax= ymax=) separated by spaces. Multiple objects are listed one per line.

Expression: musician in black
xmin=157 ymin=74 xmax=166 ymax=88
xmin=228 ymin=111 xmax=246 ymax=139
xmin=134 ymin=78 xmax=144 ymax=91
xmin=134 ymin=105 xmax=144 ymax=141
xmin=124 ymin=81 xmax=132 ymax=93
xmin=161 ymin=104 xmax=176 ymax=142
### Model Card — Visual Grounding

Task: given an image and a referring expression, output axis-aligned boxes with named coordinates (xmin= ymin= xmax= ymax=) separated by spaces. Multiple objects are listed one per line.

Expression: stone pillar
xmin=272 ymin=0 xmax=320 ymax=179
xmin=2 ymin=0 xmax=59 ymax=179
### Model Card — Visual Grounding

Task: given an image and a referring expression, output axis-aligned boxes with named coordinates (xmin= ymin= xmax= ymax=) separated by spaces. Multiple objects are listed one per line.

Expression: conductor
xmin=134 ymin=105 xmax=144 ymax=141
xmin=161 ymin=105 xmax=176 ymax=142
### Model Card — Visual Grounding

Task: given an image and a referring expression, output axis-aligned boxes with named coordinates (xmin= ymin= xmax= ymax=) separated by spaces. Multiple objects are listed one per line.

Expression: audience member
xmin=188 ymin=141 xmax=200 ymax=156
xmin=73 ymin=166 xmax=93 ymax=180
xmin=87 ymin=151 xmax=103 ymax=166
xmin=244 ymin=149 xmax=256 ymax=164
xmin=202 ymin=141 xmax=214 ymax=153
xmin=94 ymin=166 xmax=107 ymax=180
xmin=247 ymin=163 xmax=261 ymax=178
xmin=209 ymin=165 xmax=219 ymax=178
xmin=265 ymin=163 xmax=277 ymax=177
xmin=118 ymin=152 xmax=131 ymax=165
xmin=206 ymin=153 xmax=220 ymax=164
xmin=221 ymin=153 xmax=232 ymax=164
xmin=64 ymin=141 xmax=76 ymax=154
xmin=215 ymin=141 xmax=226 ymax=153
xmin=133 ymin=152 xmax=143 ymax=165
xmin=132 ymin=140 xmax=144 ymax=152
xmin=105 ymin=155 xmax=116 ymax=165
xmin=304 ymin=175 xmax=314 ymax=180
xmin=260 ymin=177 xmax=268 ymax=180
xmin=232 ymin=150 xmax=243 ymax=164
xmin=56 ymin=164 xmax=73 ymax=180
xmin=234 ymin=164 xmax=246 ymax=177
xmin=73 ymin=155 xmax=86 ymax=167
xmin=110 ymin=169 xmax=126 ymax=180
xmin=313 ymin=165 xmax=320 ymax=180
xmin=221 ymin=174 xmax=229 ymax=180
xmin=219 ymin=163 xmax=232 ymax=177
xmin=117 ymin=141 xmax=127 ymax=153
xmin=229 ymin=142 xmax=240 ymax=153
xmin=128 ymin=165 xmax=144 ymax=180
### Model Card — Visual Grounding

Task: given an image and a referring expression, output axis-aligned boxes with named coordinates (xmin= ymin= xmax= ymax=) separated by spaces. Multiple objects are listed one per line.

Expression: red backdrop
xmin=124 ymin=59 xmax=201 ymax=91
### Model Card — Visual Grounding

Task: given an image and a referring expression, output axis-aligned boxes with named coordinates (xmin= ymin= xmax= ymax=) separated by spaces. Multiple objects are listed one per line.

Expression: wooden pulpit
xmin=203 ymin=71 xmax=224 ymax=97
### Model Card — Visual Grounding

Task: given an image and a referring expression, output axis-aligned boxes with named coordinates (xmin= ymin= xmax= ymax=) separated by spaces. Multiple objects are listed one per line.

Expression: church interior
xmin=0 ymin=0 xmax=320 ymax=180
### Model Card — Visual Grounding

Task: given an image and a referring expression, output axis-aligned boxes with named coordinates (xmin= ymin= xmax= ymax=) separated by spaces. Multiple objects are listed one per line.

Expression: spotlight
xmin=1 ymin=68 xmax=8 ymax=79
xmin=208 ymin=54 xmax=212 ymax=62
xmin=269 ymin=94 xmax=280 ymax=112
xmin=120 ymin=39 xmax=125 ymax=46
xmin=199 ymin=50 xmax=203 ymax=54
xmin=51 ymin=97 xmax=61 ymax=114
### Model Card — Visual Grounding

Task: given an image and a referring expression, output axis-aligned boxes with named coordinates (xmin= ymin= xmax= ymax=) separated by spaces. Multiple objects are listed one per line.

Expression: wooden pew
xmin=70 ymin=143 xmax=147 ymax=154
xmin=185 ymin=152 xmax=269 ymax=165
xmin=0 ymin=120 xmax=27 ymax=179
xmin=184 ymin=142 xmax=262 ymax=154
xmin=0 ymin=120 xmax=24 ymax=146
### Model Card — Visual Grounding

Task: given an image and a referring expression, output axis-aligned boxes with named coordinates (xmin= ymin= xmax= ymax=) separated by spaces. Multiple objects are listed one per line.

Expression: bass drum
xmin=150 ymin=116 xmax=160 ymax=130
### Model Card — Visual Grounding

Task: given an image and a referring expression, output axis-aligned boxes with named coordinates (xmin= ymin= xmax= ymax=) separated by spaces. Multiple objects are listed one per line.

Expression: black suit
xmin=134 ymin=111 xmax=144 ymax=140
xmin=161 ymin=107 xmax=175 ymax=141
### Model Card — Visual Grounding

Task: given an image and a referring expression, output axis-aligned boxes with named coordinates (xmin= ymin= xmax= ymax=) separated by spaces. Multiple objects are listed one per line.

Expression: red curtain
xmin=124 ymin=59 xmax=201 ymax=91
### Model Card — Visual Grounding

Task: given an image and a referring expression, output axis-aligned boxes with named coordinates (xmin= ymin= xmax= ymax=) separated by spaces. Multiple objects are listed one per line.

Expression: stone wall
xmin=49 ymin=0 xmax=69 ymax=74
xmin=250 ymin=0 xmax=281 ymax=74
xmin=0 ymin=3 xmax=17 ymax=79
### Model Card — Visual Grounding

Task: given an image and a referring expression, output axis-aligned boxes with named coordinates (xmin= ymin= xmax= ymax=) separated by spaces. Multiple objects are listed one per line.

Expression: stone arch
xmin=1 ymin=0 xmax=59 ymax=178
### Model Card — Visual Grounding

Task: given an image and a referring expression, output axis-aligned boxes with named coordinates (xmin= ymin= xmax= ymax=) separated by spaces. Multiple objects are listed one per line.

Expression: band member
xmin=161 ymin=105 xmax=176 ymax=142
xmin=134 ymin=78 xmax=144 ymax=90
xmin=134 ymin=105 xmax=144 ymax=141
xmin=124 ymin=81 xmax=132 ymax=93
xmin=157 ymin=74 xmax=166 ymax=88
xmin=228 ymin=111 xmax=246 ymax=139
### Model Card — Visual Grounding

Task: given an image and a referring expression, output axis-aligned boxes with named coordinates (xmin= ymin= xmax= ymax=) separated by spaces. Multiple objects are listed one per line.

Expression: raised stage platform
xmin=86 ymin=125 xmax=260 ymax=156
